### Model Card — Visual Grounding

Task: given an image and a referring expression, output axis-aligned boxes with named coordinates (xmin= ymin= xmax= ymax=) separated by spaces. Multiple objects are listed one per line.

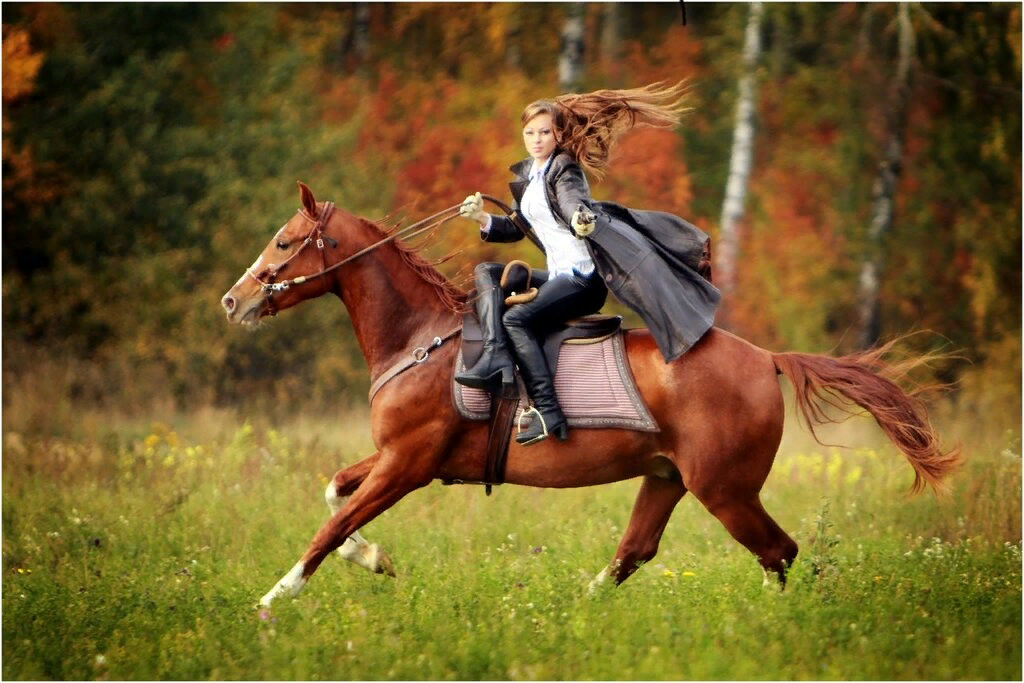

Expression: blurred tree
xmin=717 ymin=1 xmax=764 ymax=322
xmin=889 ymin=3 xmax=1021 ymax=369
xmin=352 ymin=3 xmax=371 ymax=73
xmin=559 ymin=2 xmax=586 ymax=92
xmin=328 ymin=3 xmax=370 ymax=76
xmin=599 ymin=3 xmax=623 ymax=86
xmin=504 ymin=4 xmax=522 ymax=71
xmin=856 ymin=2 xmax=914 ymax=350
xmin=3 ymin=4 xmax=223 ymax=345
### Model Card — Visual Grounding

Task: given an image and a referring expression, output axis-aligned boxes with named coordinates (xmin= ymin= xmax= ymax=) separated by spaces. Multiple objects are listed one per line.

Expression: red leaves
xmin=600 ymin=128 xmax=693 ymax=214
xmin=213 ymin=34 xmax=235 ymax=51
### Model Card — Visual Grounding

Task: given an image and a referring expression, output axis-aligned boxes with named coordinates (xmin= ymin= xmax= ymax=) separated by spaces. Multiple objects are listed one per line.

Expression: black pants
xmin=501 ymin=269 xmax=608 ymax=342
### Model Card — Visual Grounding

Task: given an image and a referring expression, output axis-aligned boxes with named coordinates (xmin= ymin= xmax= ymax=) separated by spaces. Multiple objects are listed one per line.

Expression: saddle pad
xmin=452 ymin=332 xmax=659 ymax=432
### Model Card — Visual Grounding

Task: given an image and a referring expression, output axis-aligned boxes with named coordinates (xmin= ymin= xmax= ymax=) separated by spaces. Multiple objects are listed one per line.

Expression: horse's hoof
xmin=376 ymin=550 xmax=396 ymax=577
xmin=587 ymin=566 xmax=610 ymax=595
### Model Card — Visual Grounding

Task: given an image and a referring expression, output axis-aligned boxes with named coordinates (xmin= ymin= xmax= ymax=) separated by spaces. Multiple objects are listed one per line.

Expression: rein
xmin=248 ymin=195 xmax=514 ymax=296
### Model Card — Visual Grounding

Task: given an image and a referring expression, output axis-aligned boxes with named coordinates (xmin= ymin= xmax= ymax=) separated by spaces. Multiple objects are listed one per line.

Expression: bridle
xmin=241 ymin=192 xmax=520 ymax=411
xmin=246 ymin=195 xmax=515 ymax=314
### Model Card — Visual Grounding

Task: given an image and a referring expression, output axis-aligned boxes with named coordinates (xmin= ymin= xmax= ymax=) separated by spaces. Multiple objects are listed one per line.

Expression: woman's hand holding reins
xmin=571 ymin=206 xmax=597 ymax=237
xmin=460 ymin=192 xmax=489 ymax=227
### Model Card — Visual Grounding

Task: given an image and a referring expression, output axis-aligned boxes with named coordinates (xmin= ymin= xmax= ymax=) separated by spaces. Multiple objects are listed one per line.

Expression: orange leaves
xmin=2 ymin=25 xmax=57 ymax=212
xmin=336 ymin=71 xmax=518 ymax=213
xmin=599 ymin=128 xmax=693 ymax=214
xmin=393 ymin=124 xmax=503 ymax=212
xmin=2 ymin=26 xmax=44 ymax=103
xmin=621 ymin=25 xmax=705 ymax=89
xmin=721 ymin=162 xmax=853 ymax=350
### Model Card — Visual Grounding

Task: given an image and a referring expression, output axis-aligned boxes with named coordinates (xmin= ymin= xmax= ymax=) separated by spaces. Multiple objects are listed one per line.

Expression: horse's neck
xmin=332 ymin=242 xmax=459 ymax=381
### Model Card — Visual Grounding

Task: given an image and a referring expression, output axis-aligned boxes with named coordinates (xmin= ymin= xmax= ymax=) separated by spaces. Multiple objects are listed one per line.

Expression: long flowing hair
xmin=521 ymin=81 xmax=690 ymax=180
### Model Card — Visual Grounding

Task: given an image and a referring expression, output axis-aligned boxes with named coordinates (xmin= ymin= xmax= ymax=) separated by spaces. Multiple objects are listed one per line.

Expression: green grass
xmin=2 ymin=410 xmax=1020 ymax=680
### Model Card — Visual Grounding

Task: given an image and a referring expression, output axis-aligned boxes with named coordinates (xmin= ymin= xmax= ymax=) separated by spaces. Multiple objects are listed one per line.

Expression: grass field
xmin=2 ymin=403 xmax=1021 ymax=680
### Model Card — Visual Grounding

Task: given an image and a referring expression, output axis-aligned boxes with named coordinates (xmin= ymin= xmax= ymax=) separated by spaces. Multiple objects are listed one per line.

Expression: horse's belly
xmin=501 ymin=429 xmax=657 ymax=488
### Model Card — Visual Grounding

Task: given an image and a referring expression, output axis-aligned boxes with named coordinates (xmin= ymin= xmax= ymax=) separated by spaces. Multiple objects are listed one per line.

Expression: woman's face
xmin=522 ymin=113 xmax=556 ymax=163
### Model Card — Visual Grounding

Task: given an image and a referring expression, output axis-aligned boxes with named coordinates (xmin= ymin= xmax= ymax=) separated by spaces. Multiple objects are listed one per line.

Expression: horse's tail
xmin=771 ymin=341 xmax=962 ymax=496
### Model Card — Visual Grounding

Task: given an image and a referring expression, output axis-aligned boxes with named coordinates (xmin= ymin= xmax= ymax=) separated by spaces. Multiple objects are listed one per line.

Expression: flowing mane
xmin=362 ymin=214 xmax=469 ymax=313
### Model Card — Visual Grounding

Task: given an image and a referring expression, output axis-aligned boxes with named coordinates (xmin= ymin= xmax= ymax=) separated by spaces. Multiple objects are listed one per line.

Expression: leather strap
xmin=367 ymin=327 xmax=462 ymax=404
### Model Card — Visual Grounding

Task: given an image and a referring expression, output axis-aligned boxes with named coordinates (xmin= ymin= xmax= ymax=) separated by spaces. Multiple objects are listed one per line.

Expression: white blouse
xmin=485 ymin=156 xmax=595 ymax=278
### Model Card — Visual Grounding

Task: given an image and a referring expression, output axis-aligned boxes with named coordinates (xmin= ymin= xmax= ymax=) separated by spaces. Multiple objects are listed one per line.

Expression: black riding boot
xmin=507 ymin=330 xmax=569 ymax=446
xmin=455 ymin=267 xmax=516 ymax=396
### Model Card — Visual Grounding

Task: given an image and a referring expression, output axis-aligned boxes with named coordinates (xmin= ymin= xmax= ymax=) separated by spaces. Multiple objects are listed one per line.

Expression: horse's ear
xmin=297 ymin=181 xmax=317 ymax=215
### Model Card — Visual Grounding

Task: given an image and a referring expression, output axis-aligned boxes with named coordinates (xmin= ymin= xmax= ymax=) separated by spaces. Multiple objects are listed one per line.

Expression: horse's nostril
xmin=222 ymin=294 xmax=236 ymax=312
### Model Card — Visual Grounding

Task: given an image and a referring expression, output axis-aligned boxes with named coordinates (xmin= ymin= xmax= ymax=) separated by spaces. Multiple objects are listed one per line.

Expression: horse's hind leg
xmin=704 ymin=495 xmax=798 ymax=586
xmin=589 ymin=474 xmax=687 ymax=592
xmin=325 ymin=453 xmax=395 ymax=577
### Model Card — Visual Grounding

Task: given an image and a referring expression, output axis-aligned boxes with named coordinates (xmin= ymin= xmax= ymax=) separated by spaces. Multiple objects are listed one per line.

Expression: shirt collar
xmin=530 ymin=155 xmax=554 ymax=182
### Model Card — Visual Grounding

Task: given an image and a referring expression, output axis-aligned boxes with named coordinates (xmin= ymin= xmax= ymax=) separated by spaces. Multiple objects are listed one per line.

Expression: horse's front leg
xmin=589 ymin=474 xmax=687 ymax=593
xmin=325 ymin=452 xmax=395 ymax=577
xmin=260 ymin=440 xmax=441 ymax=607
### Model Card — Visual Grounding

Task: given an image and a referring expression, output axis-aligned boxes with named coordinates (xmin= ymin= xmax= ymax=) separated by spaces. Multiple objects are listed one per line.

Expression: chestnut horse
xmin=222 ymin=183 xmax=960 ymax=607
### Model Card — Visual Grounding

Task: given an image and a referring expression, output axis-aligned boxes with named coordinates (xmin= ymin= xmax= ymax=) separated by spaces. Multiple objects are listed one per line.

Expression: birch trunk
xmin=353 ymin=2 xmax=370 ymax=69
xmin=600 ymin=3 xmax=623 ymax=86
xmin=717 ymin=2 xmax=764 ymax=307
xmin=558 ymin=3 xmax=586 ymax=93
xmin=857 ymin=2 xmax=915 ymax=349
xmin=505 ymin=6 xmax=522 ymax=70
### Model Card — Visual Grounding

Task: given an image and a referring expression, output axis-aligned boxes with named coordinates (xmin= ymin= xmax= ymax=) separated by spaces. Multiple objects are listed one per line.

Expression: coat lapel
xmin=508 ymin=179 xmax=528 ymax=205
xmin=508 ymin=157 xmax=532 ymax=205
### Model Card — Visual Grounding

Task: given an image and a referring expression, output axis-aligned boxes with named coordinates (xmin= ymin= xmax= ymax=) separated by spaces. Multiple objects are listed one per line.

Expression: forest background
xmin=2 ymin=2 xmax=1020 ymax=430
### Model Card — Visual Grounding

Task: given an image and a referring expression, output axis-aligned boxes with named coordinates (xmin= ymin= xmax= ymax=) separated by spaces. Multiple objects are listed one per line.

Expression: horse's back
xmin=625 ymin=326 xmax=778 ymax=407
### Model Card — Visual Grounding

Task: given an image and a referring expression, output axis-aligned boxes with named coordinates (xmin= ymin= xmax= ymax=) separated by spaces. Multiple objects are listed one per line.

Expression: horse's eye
xmin=276 ymin=241 xmax=289 ymax=250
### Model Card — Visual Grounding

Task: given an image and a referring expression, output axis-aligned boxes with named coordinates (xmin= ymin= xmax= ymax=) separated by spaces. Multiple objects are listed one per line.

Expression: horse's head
xmin=222 ymin=181 xmax=341 ymax=325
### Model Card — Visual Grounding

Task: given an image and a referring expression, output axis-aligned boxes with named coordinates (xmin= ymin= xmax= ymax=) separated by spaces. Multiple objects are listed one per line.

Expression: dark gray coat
xmin=483 ymin=151 xmax=720 ymax=363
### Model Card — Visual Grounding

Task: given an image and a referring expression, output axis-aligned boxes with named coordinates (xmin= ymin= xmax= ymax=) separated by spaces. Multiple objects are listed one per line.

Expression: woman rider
xmin=455 ymin=82 xmax=721 ymax=446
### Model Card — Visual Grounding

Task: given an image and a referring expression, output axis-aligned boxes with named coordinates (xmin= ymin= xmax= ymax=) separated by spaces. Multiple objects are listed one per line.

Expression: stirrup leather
xmin=516 ymin=406 xmax=548 ymax=446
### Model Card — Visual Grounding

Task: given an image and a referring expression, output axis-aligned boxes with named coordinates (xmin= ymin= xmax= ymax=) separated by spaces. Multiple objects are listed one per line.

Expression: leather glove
xmin=459 ymin=192 xmax=489 ymax=226
xmin=571 ymin=205 xmax=597 ymax=237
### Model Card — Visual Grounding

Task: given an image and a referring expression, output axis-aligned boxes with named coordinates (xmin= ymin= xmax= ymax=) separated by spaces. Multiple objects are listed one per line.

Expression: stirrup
xmin=517 ymin=406 xmax=548 ymax=446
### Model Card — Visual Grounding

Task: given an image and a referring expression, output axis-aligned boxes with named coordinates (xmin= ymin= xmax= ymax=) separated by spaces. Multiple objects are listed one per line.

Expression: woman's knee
xmin=474 ymin=262 xmax=504 ymax=279
xmin=502 ymin=305 xmax=532 ymax=331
